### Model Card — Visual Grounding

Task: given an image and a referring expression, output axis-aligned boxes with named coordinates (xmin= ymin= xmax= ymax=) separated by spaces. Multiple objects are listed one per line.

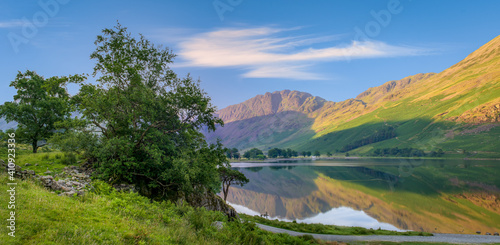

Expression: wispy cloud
xmin=176 ymin=27 xmax=429 ymax=80
xmin=0 ymin=19 xmax=27 ymax=28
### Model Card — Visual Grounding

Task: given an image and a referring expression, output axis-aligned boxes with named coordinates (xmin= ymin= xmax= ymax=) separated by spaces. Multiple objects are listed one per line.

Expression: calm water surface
xmin=228 ymin=159 xmax=500 ymax=234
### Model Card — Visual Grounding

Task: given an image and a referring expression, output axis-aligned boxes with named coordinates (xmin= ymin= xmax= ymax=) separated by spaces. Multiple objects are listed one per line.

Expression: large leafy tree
xmin=0 ymin=71 xmax=83 ymax=153
xmin=74 ymin=23 xmax=227 ymax=200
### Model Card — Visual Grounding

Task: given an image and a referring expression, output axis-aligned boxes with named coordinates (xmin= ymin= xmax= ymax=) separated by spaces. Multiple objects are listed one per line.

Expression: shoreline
xmin=230 ymin=156 xmax=500 ymax=163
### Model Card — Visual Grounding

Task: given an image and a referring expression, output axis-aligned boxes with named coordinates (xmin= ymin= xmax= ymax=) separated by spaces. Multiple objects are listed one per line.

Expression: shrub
xmin=62 ymin=152 xmax=77 ymax=165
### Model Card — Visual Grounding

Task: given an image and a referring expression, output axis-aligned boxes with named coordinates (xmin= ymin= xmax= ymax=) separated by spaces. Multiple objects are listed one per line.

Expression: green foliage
xmin=49 ymin=126 xmax=99 ymax=156
xmin=70 ymin=23 xmax=226 ymax=201
xmin=243 ymin=148 xmax=266 ymax=160
xmin=224 ymin=147 xmax=240 ymax=159
xmin=61 ymin=152 xmax=77 ymax=165
xmin=340 ymin=126 xmax=397 ymax=152
xmin=268 ymin=148 xmax=299 ymax=158
xmin=0 ymin=70 xmax=85 ymax=153
xmin=219 ymin=165 xmax=249 ymax=201
xmin=373 ymin=147 xmax=432 ymax=157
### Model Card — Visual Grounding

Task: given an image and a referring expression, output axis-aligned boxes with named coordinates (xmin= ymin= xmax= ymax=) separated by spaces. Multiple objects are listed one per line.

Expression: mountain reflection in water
xmin=227 ymin=159 xmax=500 ymax=234
xmin=230 ymin=202 xmax=402 ymax=231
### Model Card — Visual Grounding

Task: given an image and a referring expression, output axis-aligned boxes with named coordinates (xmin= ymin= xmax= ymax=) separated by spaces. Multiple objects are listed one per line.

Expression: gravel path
xmin=256 ymin=223 xmax=500 ymax=244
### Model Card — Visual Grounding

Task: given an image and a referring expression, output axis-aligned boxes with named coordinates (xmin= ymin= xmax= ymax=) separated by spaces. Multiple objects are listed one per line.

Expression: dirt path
xmin=256 ymin=223 xmax=500 ymax=244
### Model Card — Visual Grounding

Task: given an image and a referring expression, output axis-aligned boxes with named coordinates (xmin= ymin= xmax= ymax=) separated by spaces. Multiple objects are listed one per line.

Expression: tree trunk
xmin=223 ymin=185 xmax=229 ymax=202
xmin=32 ymin=140 xmax=38 ymax=153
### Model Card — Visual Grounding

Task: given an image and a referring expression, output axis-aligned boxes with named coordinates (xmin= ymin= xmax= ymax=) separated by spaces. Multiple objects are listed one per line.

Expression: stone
xmin=211 ymin=221 xmax=224 ymax=230
xmin=25 ymin=163 xmax=31 ymax=166
xmin=74 ymin=173 xmax=86 ymax=179
xmin=185 ymin=188 xmax=239 ymax=220
xmin=39 ymin=176 xmax=54 ymax=186
xmin=45 ymin=171 xmax=52 ymax=175
xmin=494 ymin=232 xmax=499 ymax=236
xmin=63 ymin=191 xmax=77 ymax=197
xmin=35 ymin=164 xmax=39 ymax=166
xmin=27 ymin=170 xmax=35 ymax=175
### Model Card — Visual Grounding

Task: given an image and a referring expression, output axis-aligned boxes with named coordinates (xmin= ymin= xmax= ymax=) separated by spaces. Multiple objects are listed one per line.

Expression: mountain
xmin=0 ymin=117 xmax=17 ymax=131
xmin=205 ymin=90 xmax=323 ymax=150
xmin=207 ymin=35 xmax=500 ymax=156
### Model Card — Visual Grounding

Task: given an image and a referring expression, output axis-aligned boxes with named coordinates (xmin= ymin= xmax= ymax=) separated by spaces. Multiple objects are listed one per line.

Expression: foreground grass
xmin=0 ymin=172 xmax=337 ymax=245
xmin=0 ymin=144 xmax=81 ymax=175
xmin=241 ymin=214 xmax=433 ymax=237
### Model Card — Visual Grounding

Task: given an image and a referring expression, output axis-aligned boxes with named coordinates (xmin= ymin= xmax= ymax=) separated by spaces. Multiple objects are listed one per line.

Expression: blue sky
xmin=1 ymin=0 xmax=499 ymax=109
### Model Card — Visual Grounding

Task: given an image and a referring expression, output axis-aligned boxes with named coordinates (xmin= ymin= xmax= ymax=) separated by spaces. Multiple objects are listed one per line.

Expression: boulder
xmin=39 ymin=176 xmax=54 ymax=186
xmin=185 ymin=189 xmax=239 ymax=220
xmin=62 ymin=191 xmax=77 ymax=197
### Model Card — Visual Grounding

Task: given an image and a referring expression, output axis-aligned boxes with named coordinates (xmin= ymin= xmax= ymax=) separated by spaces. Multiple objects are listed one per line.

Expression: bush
xmin=62 ymin=152 xmax=77 ymax=165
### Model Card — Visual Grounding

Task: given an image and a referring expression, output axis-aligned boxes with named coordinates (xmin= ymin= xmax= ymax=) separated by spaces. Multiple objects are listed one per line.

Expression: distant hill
xmin=205 ymin=35 xmax=500 ymax=157
xmin=0 ymin=117 xmax=17 ymax=131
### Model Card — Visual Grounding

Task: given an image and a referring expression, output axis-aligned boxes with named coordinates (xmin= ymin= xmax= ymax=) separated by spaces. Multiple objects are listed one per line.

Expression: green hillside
xmin=206 ymin=35 xmax=500 ymax=157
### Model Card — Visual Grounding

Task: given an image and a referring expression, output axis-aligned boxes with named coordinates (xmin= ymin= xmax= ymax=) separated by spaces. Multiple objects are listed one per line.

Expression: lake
xmin=227 ymin=159 xmax=500 ymax=234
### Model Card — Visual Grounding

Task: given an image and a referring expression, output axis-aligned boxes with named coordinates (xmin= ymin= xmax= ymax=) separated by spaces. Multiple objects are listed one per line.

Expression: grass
xmin=0 ymin=172 xmax=335 ymax=245
xmin=240 ymin=214 xmax=433 ymax=237
xmin=0 ymin=143 xmax=81 ymax=175
xmin=0 ymin=148 xmax=338 ymax=245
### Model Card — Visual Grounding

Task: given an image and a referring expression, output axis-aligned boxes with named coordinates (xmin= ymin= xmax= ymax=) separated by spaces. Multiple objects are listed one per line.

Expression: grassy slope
xmin=293 ymin=35 xmax=500 ymax=155
xmin=0 ymin=172 xmax=333 ymax=245
xmin=0 ymin=147 xmax=333 ymax=245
